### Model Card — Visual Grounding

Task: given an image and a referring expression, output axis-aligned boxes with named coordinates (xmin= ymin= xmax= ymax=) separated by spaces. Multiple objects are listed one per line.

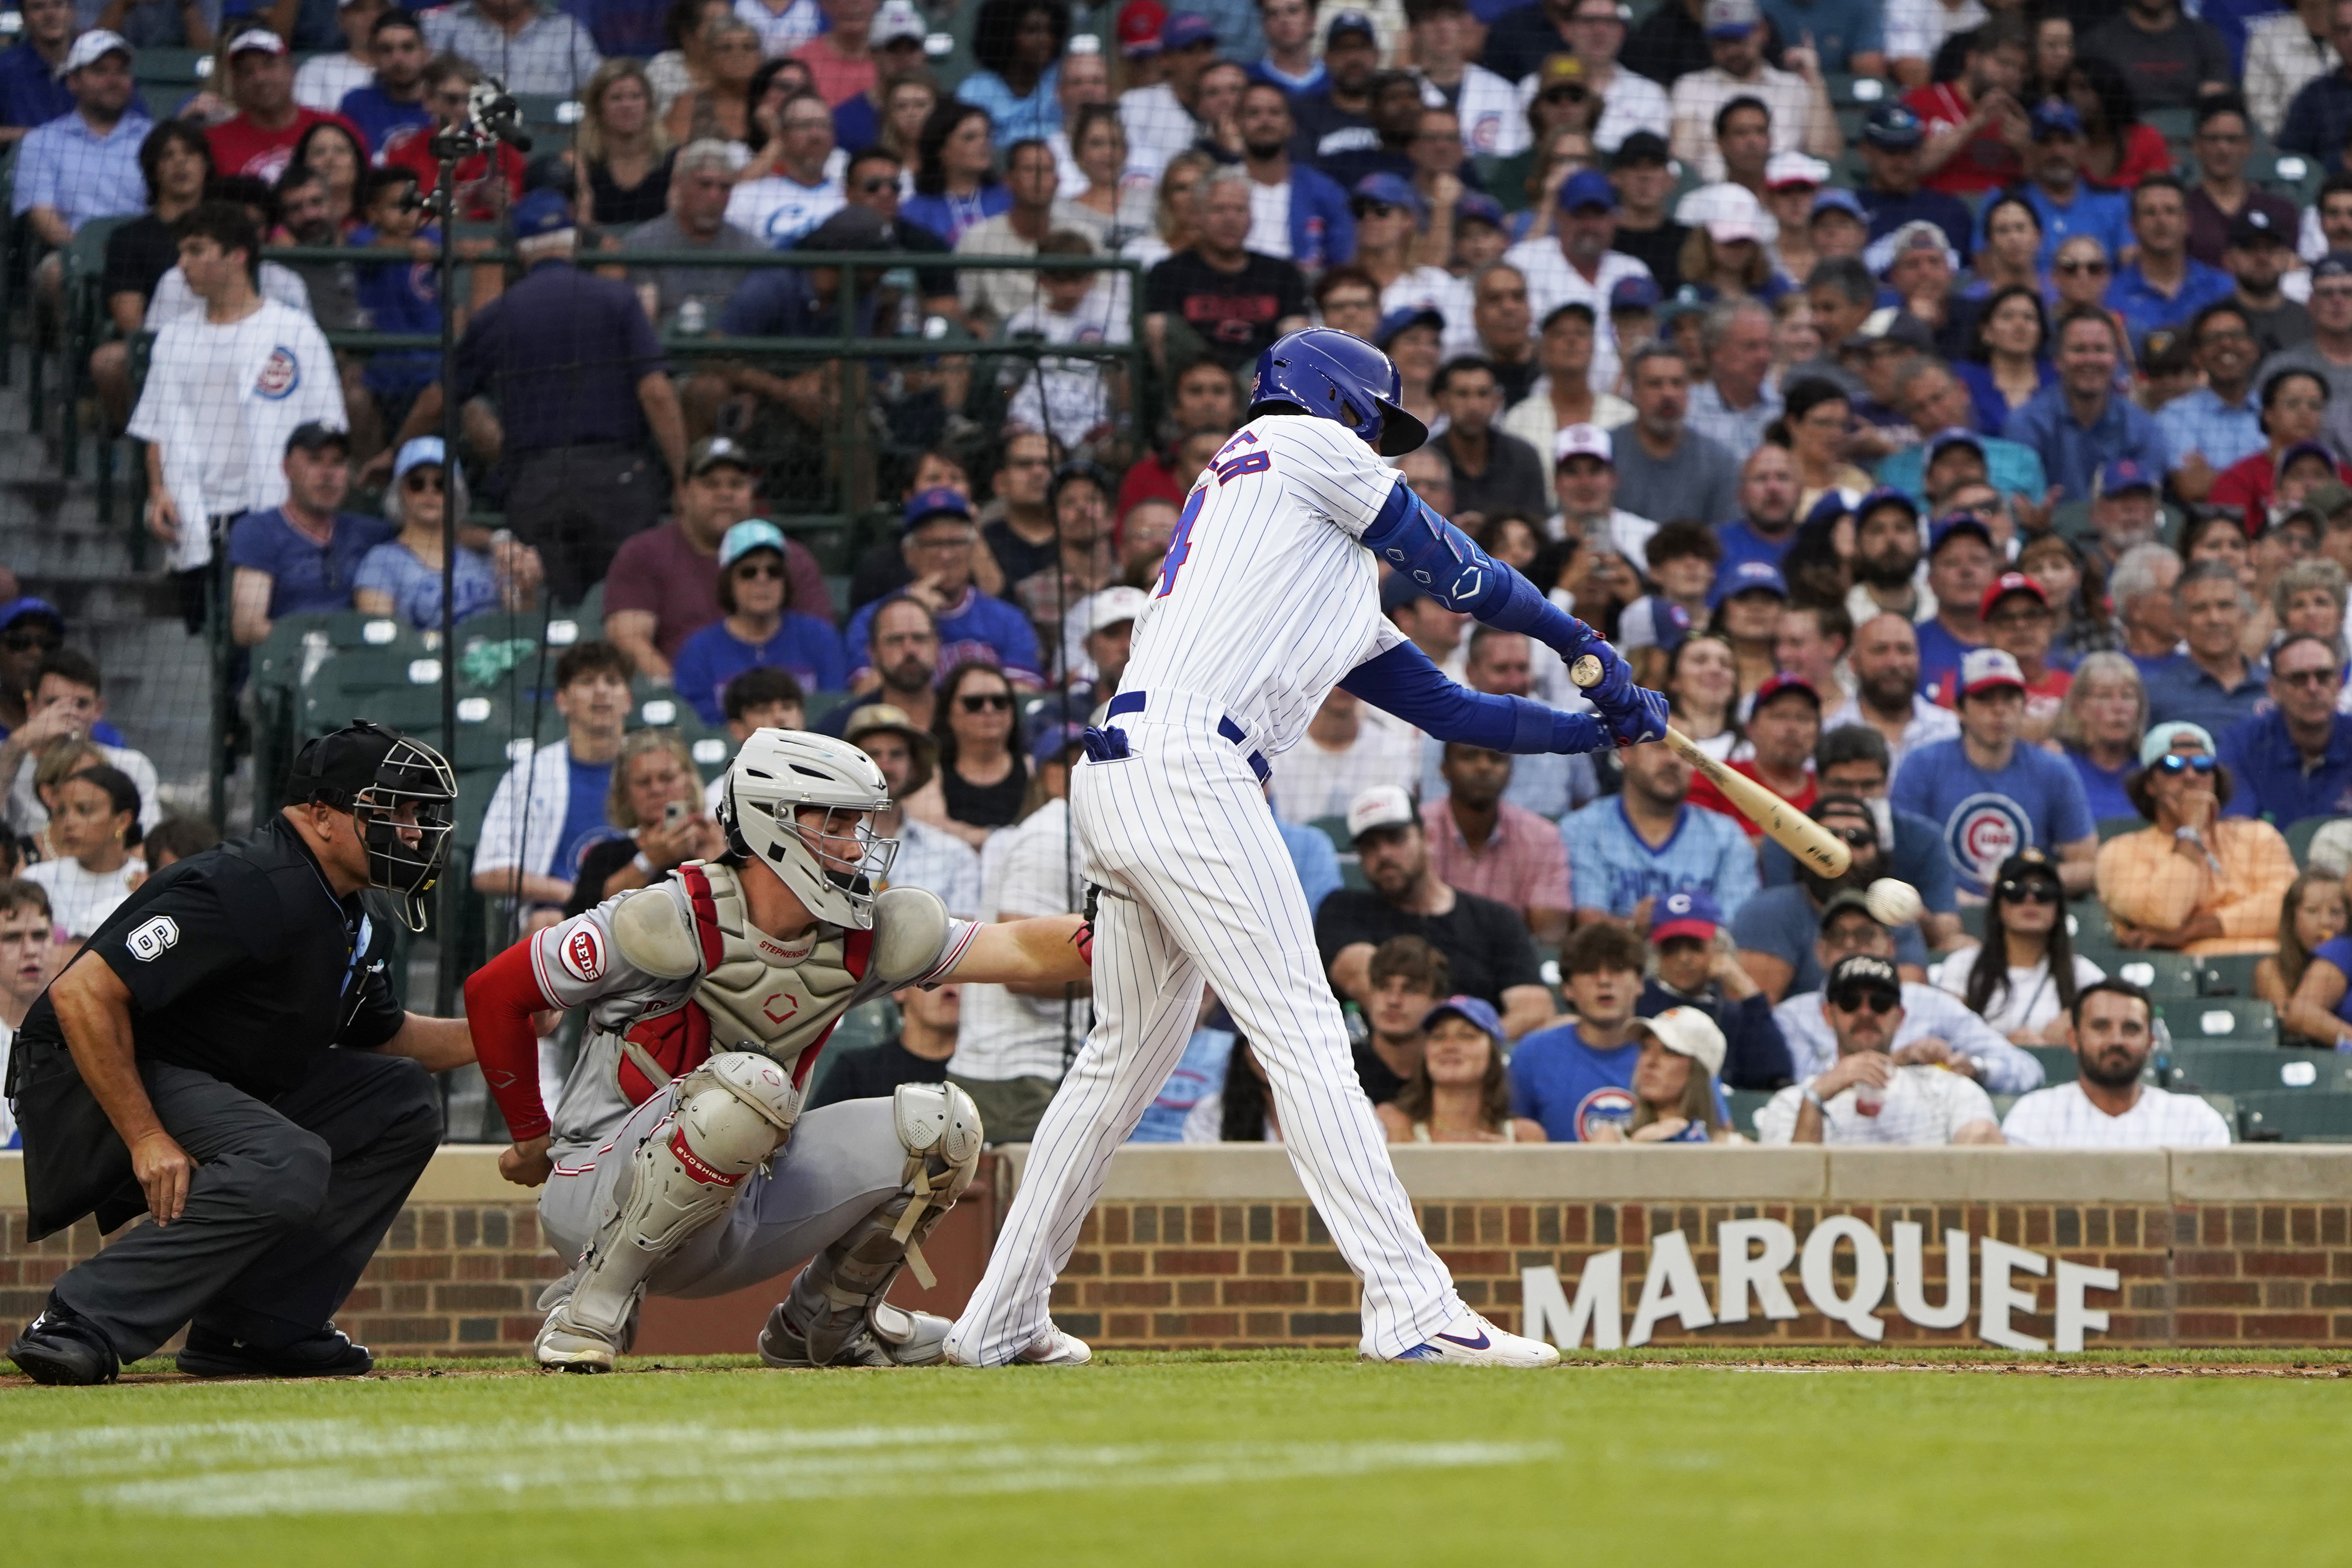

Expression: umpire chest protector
xmin=595 ymin=862 xmax=950 ymax=1107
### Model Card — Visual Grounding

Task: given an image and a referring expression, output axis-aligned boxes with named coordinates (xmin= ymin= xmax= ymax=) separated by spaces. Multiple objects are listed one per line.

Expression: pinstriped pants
xmin=944 ymin=695 xmax=1465 ymax=1363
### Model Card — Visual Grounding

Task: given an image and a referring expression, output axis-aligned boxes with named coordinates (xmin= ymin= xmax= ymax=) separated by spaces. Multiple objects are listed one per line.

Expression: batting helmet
xmin=1247 ymin=327 xmax=1429 ymax=456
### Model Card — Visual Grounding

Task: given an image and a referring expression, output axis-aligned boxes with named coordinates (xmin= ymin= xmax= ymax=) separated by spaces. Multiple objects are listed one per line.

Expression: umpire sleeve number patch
xmin=126 ymin=916 xmax=180 ymax=962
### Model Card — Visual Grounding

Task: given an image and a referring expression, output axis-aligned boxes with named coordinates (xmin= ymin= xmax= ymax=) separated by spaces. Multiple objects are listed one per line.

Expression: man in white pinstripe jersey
xmin=945 ymin=328 xmax=1670 ymax=1368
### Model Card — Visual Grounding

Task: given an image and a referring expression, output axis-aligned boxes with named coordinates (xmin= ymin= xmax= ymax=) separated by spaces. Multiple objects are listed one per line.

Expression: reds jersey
xmin=1124 ymin=414 xmax=1411 ymax=758
xmin=527 ymin=870 xmax=975 ymax=1149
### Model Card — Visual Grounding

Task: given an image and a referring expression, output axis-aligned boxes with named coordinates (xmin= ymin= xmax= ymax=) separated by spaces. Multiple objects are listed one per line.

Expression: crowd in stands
xmin=27 ymin=0 xmax=2352 ymax=1153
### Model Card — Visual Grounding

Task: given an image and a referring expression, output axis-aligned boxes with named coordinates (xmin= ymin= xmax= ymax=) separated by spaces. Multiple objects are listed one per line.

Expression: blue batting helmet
xmin=1247 ymin=327 xmax=1429 ymax=457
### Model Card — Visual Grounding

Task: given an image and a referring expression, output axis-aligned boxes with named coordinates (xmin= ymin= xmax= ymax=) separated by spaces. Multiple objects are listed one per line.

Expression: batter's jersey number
xmin=1157 ymin=433 xmax=1268 ymax=598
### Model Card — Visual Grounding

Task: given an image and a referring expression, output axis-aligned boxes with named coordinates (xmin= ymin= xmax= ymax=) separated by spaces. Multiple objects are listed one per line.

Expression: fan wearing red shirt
xmin=1114 ymin=355 xmax=1243 ymax=519
xmin=379 ymin=55 xmax=526 ymax=222
xmin=1978 ymin=570 xmax=2072 ymax=740
xmin=206 ymin=29 xmax=368 ymax=183
xmin=1687 ymin=672 xmax=1819 ymax=835
xmin=1904 ymin=20 xmax=2031 ymax=197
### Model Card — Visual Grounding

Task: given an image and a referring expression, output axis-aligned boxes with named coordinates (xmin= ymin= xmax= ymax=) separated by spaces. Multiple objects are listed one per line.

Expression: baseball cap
xmin=1611 ymin=129 xmax=1670 ymax=170
xmin=1702 ymin=0 xmax=1759 ymax=37
xmin=1532 ymin=53 xmax=1587 ymax=94
xmin=2316 ymin=252 xmax=2352 ymax=283
xmin=2227 ymin=207 xmax=2288 ymax=249
xmin=719 ymin=517 xmax=788 ymax=569
xmin=1861 ymin=102 xmax=1925 ymax=151
xmin=1422 ymin=993 xmax=1504 ymax=1041
xmin=1689 ymin=183 xmax=1764 ymax=244
xmin=1325 ymin=8 xmax=1377 ymax=45
xmin=1648 ymin=888 xmax=1722 ymax=944
xmin=903 ymin=486 xmax=973 ymax=527
xmin=284 ymin=419 xmax=349 ymax=455
xmin=686 ymin=434 xmax=755 ymax=477
xmin=1721 ymin=559 xmax=1789 ymax=599
xmin=1630 ymin=1007 xmax=1727 ymax=1080
xmin=512 ymin=188 xmax=574 ymax=240
xmin=1352 ymin=171 xmax=1426 ymax=218
xmin=1347 ymin=783 xmax=1417 ymax=840
xmin=1379 ymin=571 xmax=1433 ymax=613
xmin=1030 ymin=722 xmax=1091 ymax=770
xmin=1846 ymin=306 xmax=1934 ymax=354
xmin=0 ymin=597 xmax=64 ymax=633
xmin=2305 ymin=477 xmax=2352 ymax=517
xmin=2031 ymin=98 xmax=2084 ymax=139
xmin=1162 ymin=10 xmax=1217 ymax=49
xmin=2094 ymin=458 xmax=2158 ymax=498
xmin=1866 ymin=219 xmax=1956 ymax=279
xmin=1455 ymin=192 xmax=1506 ymax=230
xmin=1854 ymin=485 xmax=1919 ymax=526
xmin=872 ymin=0 xmax=926 ymax=45
xmin=1559 ymin=169 xmax=1619 ymax=214
xmin=1553 ymin=423 xmax=1613 ymax=467
xmin=2145 ymin=724 xmax=2210 ymax=771
xmin=390 ymin=435 xmax=446 ymax=487
xmin=54 ymin=28 xmax=130 ymax=79
xmin=1118 ymin=0 xmax=1167 ymax=55
xmin=1928 ymin=511 xmax=1994 ymax=555
xmin=225 ymin=26 xmax=286 ymax=56
xmin=2140 ymin=721 xmax=2216 ymax=767
xmin=1806 ymin=486 xmax=1865 ymax=527
xmin=1373 ymin=304 xmax=1445 ymax=349
xmin=1809 ymin=187 xmax=1867 ymax=224
xmin=1925 ymin=428 xmax=1986 ymax=467
xmin=2282 ymin=439 xmax=2338 ymax=475
xmin=1825 ymin=952 xmax=1902 ymax=1006
xmin=1980 ymin=570 xmax=2049 ymax=619
xmin=801 ymin=205 xmax=896 ymax=252
xmin=843 ymin=702 xmax=939 ymax=766
xmin=1082 ymin=584 xmax=1149 ymax=633
xmin=1764 ymin=151 xmax=1829 ymax=190
xmin=1751 ymin=670 xmax=1820 ymax=710
xmin=1609 ymin=274 xmax=1662 ymax=313
xmin=1960 ymin=646 xmax=2027 ymax=697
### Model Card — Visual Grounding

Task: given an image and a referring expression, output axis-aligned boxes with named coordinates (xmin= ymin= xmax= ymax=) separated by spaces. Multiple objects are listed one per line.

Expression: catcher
xmin=465 ymin=729 xmax=1091 ymax=1372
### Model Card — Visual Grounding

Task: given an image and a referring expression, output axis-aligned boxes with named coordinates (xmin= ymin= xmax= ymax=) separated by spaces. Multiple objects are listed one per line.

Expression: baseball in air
xmin=1865 ymin=878 xmax=1924 ymax=927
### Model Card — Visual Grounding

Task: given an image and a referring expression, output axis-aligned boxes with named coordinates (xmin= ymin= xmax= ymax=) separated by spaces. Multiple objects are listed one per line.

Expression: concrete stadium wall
xmin=5 ymin=1147 xmax=2352 ymax=1356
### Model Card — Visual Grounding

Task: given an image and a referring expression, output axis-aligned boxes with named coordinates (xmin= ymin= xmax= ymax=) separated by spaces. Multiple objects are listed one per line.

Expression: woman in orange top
xmin=2094 ymin=722 xmax=2297 ymax=957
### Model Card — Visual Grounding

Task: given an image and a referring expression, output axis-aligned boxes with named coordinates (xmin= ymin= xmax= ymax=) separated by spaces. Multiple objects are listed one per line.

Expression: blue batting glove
xmin=1600 ymin=686 xmax=1671 ymax=748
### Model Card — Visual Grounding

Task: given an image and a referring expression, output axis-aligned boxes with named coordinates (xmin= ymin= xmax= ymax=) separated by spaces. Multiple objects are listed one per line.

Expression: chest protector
xmin=601 ymin=862 xmax=950 ymax=1107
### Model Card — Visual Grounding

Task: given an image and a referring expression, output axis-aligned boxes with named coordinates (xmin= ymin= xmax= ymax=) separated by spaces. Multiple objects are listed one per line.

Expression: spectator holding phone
xmin=559 ymin=730 xmax=726 ymax=918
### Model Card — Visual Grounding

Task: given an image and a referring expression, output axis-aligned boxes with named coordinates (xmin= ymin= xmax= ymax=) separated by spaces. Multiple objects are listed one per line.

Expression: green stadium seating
xmin=2109 ymin=953 xmax=2201 ymax=997
xmin=1313 ymin=815 xmax=1351 ymax=852
xmin=2069 ymin=900 xmax=2118 ymax=947
xmin=1725 ymin=1088 xmax=1772 ymax=1137
xmin=2025 ymin=1044 xmax=2076 ymax=1084
xmin=803 ymin=689 xmax=856 ymax=728
xmin=2284 ymin=814 xmax=2343 ymax=869
xmin=2198 ymin=954 xmax=2263 ymax=998
xmin=2237 ymin=1090 xmax=2352 ymax=1142
xmin=2162 ymin=997 xmax=2279 ymax=1045
xmin=2095 ymin=814 xmax=2144 ymax=843
xmin=2162 ymin=1048 xmax=2352 ymax=1096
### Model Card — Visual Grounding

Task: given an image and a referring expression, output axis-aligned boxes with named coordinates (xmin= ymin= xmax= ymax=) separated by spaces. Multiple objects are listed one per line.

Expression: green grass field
xmin=5 ymin=1351 xmax=2351 ymax=1567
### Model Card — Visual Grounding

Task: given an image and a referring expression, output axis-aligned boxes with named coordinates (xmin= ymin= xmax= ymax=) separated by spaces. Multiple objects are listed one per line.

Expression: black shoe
xmin=8 ymin=1299 xmax=122 ymax=1386
xmin=177 ymin=1323 xmax=373 ymax=1379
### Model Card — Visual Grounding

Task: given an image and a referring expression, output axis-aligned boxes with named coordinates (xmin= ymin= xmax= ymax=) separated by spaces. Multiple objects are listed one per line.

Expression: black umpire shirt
xmin=9 ymin=814 xmax=404 ymax=1237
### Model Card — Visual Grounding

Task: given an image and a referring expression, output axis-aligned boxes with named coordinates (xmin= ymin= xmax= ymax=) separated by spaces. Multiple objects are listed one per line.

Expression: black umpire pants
xmin=43 ymin=1050 xmax=443 ymax=1362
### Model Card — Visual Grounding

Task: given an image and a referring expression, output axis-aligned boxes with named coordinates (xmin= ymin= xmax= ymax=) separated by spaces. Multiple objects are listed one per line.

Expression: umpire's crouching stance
xmin=4 ymin=722 xmax=473 ymax=1385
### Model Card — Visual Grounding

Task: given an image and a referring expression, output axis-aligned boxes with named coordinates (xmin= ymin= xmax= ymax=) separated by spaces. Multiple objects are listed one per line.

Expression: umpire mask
xmin=286 ymin=720 xmax=458 ymax=931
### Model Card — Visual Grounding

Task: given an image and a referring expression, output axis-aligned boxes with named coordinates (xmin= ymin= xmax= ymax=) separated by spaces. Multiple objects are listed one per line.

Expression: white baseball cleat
xmin=1370 ymin=1311 xmax=1559 ymax=1368
xmin=1015 ymin=1327 xmax=1094 ymax=1366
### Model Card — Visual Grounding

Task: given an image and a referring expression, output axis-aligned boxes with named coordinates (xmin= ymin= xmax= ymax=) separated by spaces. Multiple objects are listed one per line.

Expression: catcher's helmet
xmin=285 ymin=720 xmax=457 ymax=932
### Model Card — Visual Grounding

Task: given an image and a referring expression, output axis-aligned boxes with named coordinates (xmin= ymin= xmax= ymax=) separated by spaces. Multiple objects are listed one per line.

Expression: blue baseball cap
xmin=2094 ymin=459 xmax=2157 ymax=498
xmin=1809 ymin=187 xmax=1866 ymax=224
xmin=1862 ymin=102 xmax=1924 ymax=151
xmin=1609 ymin=274 xmax=1661 ymax=312
xmin=1854 ymin=484 xmax=1920 ymax=525
xmin=1928 ymin=511 xmax=1996 ymax=555
xmin=391 ymin=435 xmax=446 ymax=486
xmin=1455 ymin=191 xmax=1505 ymax=229
xmin=903 ymin=485 xmax=973 ymax=526
xmin=1719 ymin=559 xmax=1789 ymax=600
xmin=1352 ymin=171 xmax=1425 ymax=218
xmin=1161 ymin=10 xmax=1216 ymax=49
xmin=1373 ymin=304 xmax=1444 ymax=349
xmin=1325 ymin=8 xmax=1376 ymax=45
xmin=512 ymin=188 xmax=574 ymax=239
xmin=1653 ymin=597 xmax=1693 ymax=654
xmin=1927 ymin=427 xmax=1987 ymax=464
xmin=1421 ymin=993 xmax=1504 ymax=1041
xmin=1805 ymin=486 xmax=1865 ymax=527
xmin=1648 ymin=888 xmax=1723 ymax=943
xmin=1559 ymin=169 xmax=1618 ymax=213
xmin=0 ymin=596 xmax=63 ymax=632
xmin=2031 ymin=98 xmax=2084 ymax=139
xmin=719 ymin=517 xmax=788 ymax=569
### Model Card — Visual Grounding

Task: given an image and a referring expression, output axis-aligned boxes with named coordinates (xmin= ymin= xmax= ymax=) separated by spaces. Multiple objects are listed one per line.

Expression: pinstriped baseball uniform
xmin=945 ymin=414 xmax=1471 ymax=1364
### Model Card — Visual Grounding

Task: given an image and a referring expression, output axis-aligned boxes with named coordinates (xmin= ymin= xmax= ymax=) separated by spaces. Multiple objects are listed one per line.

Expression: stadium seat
xmin=2096 ymin=814 xmax=2144 ymax=843
xmin=2069 ymin=900 xmax=2118 ymax=946
xmin=1313 ymin=815 xmax=1351 ymax=851
xmin=2110 ymin=953 xmax=2201 ymax=997
xmin=1725 ymin=1087 xmax=1772 ymax=1136
xmin=2283 ymin=814 xmax=2343 ymax=869
xmin=2237 ymin=1090 xmax=2352 ymax=1141
xmin=2162 ymin=1048 xmax=2352 ymax=1096
xmin=2025 ymin=1044 xmax=2076 ymax=1084
xmin=2198 ymin=954 xmax=2263 ymax=997
xmin=2160 ymin=997 xmax=2279 ymax=1046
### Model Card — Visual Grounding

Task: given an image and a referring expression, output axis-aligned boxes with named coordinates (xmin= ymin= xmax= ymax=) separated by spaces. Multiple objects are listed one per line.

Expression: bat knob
xmin=1570 ymin=654 xmax=1604 ymax=689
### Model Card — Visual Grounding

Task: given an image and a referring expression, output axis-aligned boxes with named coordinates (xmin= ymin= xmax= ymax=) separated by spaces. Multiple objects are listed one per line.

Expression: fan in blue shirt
xmin=1889 ymin=648 xmax=2097 ymax=899
xmin=1558 ymin=742 xmax=1761 ymax=924
xmin=670 ymin=520 xmax=846 ymax=725
xmin=2217 ymin=635 xmax=2352 ymax=827
xmin=1512 ymin=923 xmax=1731 ymax=1140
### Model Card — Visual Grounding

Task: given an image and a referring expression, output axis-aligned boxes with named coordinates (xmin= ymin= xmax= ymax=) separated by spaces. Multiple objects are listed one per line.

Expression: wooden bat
xmin=1569 ymin=653 xmax=1852 ymax=879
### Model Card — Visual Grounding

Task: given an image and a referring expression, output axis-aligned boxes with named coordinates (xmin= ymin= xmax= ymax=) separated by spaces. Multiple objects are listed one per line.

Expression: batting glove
xmin=1600 ymin=686 xmax=1671 ymax=748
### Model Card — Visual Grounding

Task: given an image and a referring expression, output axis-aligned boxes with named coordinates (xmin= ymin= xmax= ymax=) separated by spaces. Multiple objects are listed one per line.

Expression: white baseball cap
xmin=1082 ymin=585 xmax=1149 ymax=634
xmin=1346 ymin=784 xmax=1417 ymax=841
xmin=873 ymin=0 xmax=927 ymax=45
xmin=1764 ymin=151 xmax=1830 ymax=189
xmin=54 ymin=28 xmax=130 ymax=79
xmin=1695 ymin=183 xmax=1764 ymax=245
xmin=1553 ymin=423 xmax=1613 ymax=467
xmin=227 ymin=26 xmax=288 ymax=55
xmin=1960 ymin=646 xmax=2026 ymax=698
xmin=1632 ymin=1006 xmax=1727 ymax=1079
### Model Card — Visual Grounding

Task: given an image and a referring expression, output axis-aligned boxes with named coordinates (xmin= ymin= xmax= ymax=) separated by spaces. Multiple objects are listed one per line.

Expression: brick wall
xmin=7 ymin=1146 xmax=2352 ymax=1356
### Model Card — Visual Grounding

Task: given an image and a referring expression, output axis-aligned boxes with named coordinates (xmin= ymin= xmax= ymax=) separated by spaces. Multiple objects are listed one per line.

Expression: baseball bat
xmin=1569 ymin=653 xmax=1852 ymax=879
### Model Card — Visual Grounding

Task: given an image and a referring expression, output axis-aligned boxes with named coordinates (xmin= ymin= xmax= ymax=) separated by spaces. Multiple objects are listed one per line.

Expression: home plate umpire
xmin=5 ymin=721 xmax=475 ymax=1385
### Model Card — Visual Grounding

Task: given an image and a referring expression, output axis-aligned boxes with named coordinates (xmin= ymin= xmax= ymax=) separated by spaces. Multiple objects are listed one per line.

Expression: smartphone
xmin=663 ymin=801 xmax=687 ymax=827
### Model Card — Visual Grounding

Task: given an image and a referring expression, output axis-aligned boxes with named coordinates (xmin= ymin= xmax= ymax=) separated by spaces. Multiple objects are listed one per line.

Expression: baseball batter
xmin=463 ymin=731 xmax=1092 ymax=1371
xmin=945 ymin=329 xmax=1669 ymax=1368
